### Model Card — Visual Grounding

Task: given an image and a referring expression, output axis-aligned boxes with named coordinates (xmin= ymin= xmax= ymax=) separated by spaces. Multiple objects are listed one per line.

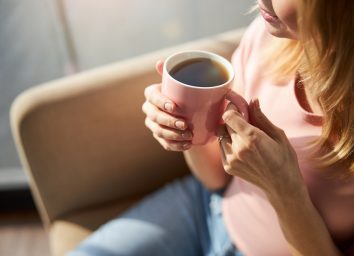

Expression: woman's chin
xmin=263 ymin=21 xmax=298 ymax=39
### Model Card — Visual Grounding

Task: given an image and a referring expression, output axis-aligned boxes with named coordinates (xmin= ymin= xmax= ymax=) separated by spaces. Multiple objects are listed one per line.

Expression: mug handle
xmin=225 ymin=90 xmax=249 ymax=122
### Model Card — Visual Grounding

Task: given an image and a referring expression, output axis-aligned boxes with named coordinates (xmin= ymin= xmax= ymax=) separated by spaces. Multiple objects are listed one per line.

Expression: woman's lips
xmin=260 ymin=8 xmax=279 ymax=23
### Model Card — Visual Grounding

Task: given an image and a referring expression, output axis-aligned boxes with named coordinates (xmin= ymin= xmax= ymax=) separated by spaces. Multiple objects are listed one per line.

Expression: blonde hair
xmin=263 ymin=1 xmax=354 ymax=174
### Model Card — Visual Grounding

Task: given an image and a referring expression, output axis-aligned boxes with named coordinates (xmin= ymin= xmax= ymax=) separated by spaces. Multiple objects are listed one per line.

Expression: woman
xmin=70 ymin=0 xmax=354 ymax=255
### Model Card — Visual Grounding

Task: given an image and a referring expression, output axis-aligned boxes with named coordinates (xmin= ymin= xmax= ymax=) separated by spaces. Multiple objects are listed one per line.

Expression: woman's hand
xmin=219 ymin=99 xmax=344 ymax=256
xmin=142 ymin=61 xmax=193 ymax=152
xmin=218 ymin=97 xmax=307 ymax=202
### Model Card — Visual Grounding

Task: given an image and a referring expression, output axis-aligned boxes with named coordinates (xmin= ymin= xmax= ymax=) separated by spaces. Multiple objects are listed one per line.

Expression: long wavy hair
xmin=262 ymin=1 xmax=354 ymax=175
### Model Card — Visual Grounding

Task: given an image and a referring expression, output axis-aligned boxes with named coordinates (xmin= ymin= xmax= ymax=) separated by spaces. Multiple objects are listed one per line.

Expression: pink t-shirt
xmin=222 ymin=17 xmax=354 ymax=255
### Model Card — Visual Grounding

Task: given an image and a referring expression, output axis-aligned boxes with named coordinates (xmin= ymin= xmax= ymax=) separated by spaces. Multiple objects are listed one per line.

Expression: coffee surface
xmin=169 ymin=58 xmax=229 ymax=87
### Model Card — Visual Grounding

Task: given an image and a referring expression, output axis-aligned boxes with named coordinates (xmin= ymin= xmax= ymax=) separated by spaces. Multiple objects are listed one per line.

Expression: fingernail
xmin=229 ymin=104 xmax=237 ymax=110
xmin=182 ymin=131 xmax=192 ymax=139
xmin=254 ymin=99 xmax=260 ymax=109
xmin=164 ymin=102 xmax=173 ymax=112
xmin=175 ymin=120 xmax=185 ymax=130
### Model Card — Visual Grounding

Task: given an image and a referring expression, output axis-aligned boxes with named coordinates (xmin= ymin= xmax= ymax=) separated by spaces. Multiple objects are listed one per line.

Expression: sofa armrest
xmin=10 ymin=28 xmax=244 ymax=227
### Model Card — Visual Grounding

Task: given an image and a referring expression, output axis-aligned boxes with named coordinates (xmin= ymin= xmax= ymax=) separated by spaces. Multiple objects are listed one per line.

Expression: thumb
xmin=155 ymin=59 xmax=164 ymax=76
xmin=250 ymin=99 xmax=284 ymax=141
xmin=225 ymin=90 xmax=249 ymax=122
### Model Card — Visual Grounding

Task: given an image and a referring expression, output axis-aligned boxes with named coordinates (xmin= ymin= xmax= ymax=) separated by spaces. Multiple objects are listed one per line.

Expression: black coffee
xmin=169 ymin=57 xmax=229 ymax=87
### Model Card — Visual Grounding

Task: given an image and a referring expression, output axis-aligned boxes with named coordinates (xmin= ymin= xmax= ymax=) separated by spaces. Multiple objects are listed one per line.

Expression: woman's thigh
xmin=68 ymin=175 xmax=210 ymax=256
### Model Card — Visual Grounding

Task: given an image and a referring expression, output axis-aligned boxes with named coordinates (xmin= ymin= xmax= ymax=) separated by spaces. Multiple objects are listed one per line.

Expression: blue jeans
xmin=68 ymin=175 xmax=243 ymax=256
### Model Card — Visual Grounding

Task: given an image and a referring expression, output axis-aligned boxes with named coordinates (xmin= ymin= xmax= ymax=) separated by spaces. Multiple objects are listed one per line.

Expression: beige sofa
xmin=10 ymin=28 xmax=244 ymax=256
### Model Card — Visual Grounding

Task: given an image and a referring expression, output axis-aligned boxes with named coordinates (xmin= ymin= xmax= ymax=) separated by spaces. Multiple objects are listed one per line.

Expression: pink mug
xmin=162 ymin=50 xmax=244 ymax=145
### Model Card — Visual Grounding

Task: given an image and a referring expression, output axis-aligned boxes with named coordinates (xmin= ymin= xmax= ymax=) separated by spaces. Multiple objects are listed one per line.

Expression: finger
xmin=217 ymin=125 xmax=233 ymax=167
xmin=226 ymin=90 xmax=249 ymax=122
xmin=142 ymin=101 xmax=188 ymax=130
xmin=249 ymin=98 xmax=285 ymax=141
xmin=225 ymin=123 xmax=238 ymax=144
xmin=216 ymin=125 xmax=232 ymax=145
xmin=144 ymin=84 xmax=177 ymax=114
xmin=153 ymin=133 xmax=192 ymax=152
xmin=218 ymin=125 xmax=258 ymax=181
xmin=222 ymin=124 xmax=241 ymax=159
xmin=155 ymin=60 xmax=164 ymax=76
xmin=145 ymin=118 xmax=192 ymax=142
xmin=222 ymin=103 xmax=255 ymax=137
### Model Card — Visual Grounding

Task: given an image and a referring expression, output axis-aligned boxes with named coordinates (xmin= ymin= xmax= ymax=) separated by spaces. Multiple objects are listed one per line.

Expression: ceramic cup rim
xmin=164 ymin=50 xmax=235 ymax=90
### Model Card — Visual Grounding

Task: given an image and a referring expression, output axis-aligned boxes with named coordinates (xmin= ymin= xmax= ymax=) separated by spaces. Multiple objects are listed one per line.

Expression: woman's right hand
xmin=142 ymin=60 xmax=193 ymax=152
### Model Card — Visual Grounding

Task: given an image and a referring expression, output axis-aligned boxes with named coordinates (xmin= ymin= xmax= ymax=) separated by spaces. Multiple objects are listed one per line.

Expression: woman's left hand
xmin=218 ymin=98 xmax=307 ymax=202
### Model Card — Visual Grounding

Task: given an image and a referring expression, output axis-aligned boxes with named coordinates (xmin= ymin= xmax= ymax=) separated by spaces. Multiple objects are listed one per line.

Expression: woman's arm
xmin=269 ymin=191 xmax=341 ymax=256
xmin=184 ymin=141 xmax=231 ymax=191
